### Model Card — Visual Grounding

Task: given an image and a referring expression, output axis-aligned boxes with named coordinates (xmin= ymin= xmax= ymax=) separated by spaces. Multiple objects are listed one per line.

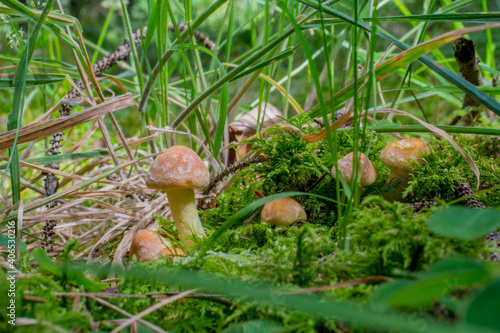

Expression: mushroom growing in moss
xmin=130 ymin=229 xmax=185 ymax=262
xmin=331 ymin=152 xmax=377 ymax=187
xmin=129 ymin=229 xmax=170 ymax=262
xmin=255 ymin=190 xmax=307 ymax=226
xmin=145 ymin=145 xmax=209 ymax=249
xmin=380 ymin=137 xmax=430 ymax=201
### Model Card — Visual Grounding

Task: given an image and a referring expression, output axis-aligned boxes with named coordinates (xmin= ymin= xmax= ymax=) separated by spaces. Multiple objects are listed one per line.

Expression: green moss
xmin=348 ymin=196 xmax=484 ymax=274
xmin=0 ymin=269 xmax=92 ymax=332
xmin=405 ymin=135 xmax=500 ymax=206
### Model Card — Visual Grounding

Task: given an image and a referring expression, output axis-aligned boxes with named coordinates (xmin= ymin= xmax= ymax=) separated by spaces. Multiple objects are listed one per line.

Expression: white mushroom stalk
xmin=146 ymin=145 xmax=209 ymax=249
xmin=165 ymin=188 xmax=206 ymax=239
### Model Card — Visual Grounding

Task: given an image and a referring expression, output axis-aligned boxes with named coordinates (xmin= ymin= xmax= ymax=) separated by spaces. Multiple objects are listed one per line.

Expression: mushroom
xmin=331 ymin=152 xmax=377 ymax=187
xmin=256 ymin=190 xmax=307 ymax=226
xmin=380 ymin=137 xmax=430 ymax=201
xmin=145 ymin=145 xmax=209 ymax=249
xmin=129 ymin=229 xmax=171 ymax=262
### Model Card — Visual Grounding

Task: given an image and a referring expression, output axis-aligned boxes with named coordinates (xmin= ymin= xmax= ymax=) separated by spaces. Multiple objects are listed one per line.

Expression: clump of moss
xmin=0 ymin=262 xmax=92 ymax=332
xmin=249 ymin=132 xmax=330 ymax=194
xmin=405 ymin=135 xmax=500 ymax=207
xmin=347 ymin=196 xmax=484 ymax=275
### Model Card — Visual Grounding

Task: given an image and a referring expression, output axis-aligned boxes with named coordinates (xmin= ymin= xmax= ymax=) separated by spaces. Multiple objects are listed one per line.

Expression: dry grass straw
xmin=0 ymin=93 xmax=134 ymax=152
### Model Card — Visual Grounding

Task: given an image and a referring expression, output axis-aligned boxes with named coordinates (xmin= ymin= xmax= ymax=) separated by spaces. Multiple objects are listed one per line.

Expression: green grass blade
xmin=0 ymin=74 xmax=64 ymax=87
xmin=339 ymin=125 xmax=500 ymax=136
xmin=171 ymin=12 xmax=316 ymax=128
xmin=367 ymin=12 xmax=500 ymax=23
xmin=66 ymin=264 xmax=500 ymax=333
xmin=90 ymin=0 xmax=117 ymax=64
xmin=138 ymin=0 xmax=229 ymax=113
xmin=297 ymin=0 xmax=500 ymax=117
xmin=0 ymin=2 xmax=79 ymax=50
xmin=3 ymin=0 xmax=57 ymax=210
xmin=120 ymin=0 xmax=144 ymax=92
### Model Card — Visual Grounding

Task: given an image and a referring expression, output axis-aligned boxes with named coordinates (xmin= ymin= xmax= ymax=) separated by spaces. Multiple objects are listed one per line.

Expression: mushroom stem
xmin=166 ymin=188 xmax=206 ymax=249
xmin=384 ymin=169 xmax=410 ymax=201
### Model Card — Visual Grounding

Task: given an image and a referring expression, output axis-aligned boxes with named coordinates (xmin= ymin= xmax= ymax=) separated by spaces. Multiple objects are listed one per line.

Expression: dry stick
xmin=66 ymin=120 xmax=100 ymax=154
xmin=0 ymin=95 xmax=134 ymax=151
xmin=0 ymin=158 xmax=125 ymax=188
xmin=109 ymin=289 xmax=197 ymax=333
xmin=89 ymin=296 xmax=166 ymax=333
xmin=202 ymin=156 xmax=267 ymax=195
xmin=54 ymin=291 xmax=234 ymax=307
xmin=55 ymin=0 xmax=96 ymax=106
xmin=107 ymin=113 xmax=143 ymax=173
xmin=449 ymin=38 xmax=484 ymax=126
xmin=280 ymin=276 xmax=393 ymax=295
xmin=2 ymin=155 xmax=156 ymax=226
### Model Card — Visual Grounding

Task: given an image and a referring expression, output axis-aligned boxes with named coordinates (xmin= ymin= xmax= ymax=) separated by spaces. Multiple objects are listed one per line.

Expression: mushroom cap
xmin=130 ymin=230 xmax=171 ymax=262
xmin=380 ymin=137 xmax=430 ymax=172
xmin=146 ymin=145 xmax=210 ymax=190
xmin=331 ymin=152 xmax=377 ymax=187
xmin=261 ymin=197 xmax=307 ymax=226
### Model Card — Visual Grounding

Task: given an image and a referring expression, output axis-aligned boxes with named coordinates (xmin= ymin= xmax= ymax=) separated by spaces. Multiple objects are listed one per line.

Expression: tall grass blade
xmin=297 ymin=0 xmax=500 ymax=117
xmin=3 ymin=0 xmax=57 ymax=209
xmin=66 ymin=264 xmax=500 ymax=333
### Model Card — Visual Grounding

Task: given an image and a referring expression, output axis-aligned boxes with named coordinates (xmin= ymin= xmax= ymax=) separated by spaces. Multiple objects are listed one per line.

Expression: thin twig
xmin=109 ymin=289 xmax=197 ymax=333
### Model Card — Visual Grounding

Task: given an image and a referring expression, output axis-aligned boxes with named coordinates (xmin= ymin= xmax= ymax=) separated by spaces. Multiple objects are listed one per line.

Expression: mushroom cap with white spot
xmin=146 ymin=145 xmax=210 ymax=190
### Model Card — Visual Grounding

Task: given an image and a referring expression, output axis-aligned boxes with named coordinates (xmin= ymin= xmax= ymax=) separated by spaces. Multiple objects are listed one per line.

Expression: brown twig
xmin=202 ymin=156 xmax=267 ymax=195
xmin=279 ymin=276 xmax=393 ymax=295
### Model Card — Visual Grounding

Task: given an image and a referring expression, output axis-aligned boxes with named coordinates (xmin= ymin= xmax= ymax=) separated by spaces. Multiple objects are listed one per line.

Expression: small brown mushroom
xmin=145 ymin=145 xmax=209 ymax=249
xmin=261 ymin=196 xmax=307 ymax=227
xmin=380 ymin=137 xmax=430 ymax=201
xmin=129 ymin=230 xmax=171 ymax=262
xmin=331 ymin=152 xmax=377 ymax=187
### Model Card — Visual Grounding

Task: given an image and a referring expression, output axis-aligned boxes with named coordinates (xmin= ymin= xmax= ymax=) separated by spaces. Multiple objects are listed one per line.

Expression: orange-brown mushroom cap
xmin=331 ymin=152 xmax=377 ymax=187
xmin=145 ymin=145 xmax=210 ymax=190
xmin=261 ymin=197 xmax=307 ymax=226
xmin=130 ymin=230 xmax=170 ymax=262
xmin=380 ymin=137 xmax=430 ymax=173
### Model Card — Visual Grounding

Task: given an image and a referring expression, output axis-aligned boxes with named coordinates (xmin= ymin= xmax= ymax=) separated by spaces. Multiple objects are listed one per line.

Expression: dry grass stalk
xmin=0 ymin=93 xmax=135 ymax=151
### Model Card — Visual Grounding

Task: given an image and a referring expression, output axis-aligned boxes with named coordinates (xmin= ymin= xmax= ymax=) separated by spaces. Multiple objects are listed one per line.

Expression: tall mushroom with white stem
xmin=380 ymin=137 xmax=430 ymax=201
xmin=146 ymin=145 xmax=209 ymax=249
